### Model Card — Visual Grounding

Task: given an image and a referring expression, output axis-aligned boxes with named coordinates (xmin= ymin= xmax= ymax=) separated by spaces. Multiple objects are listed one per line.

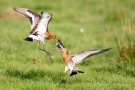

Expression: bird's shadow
xmin=5 ymin=68 xmax=61 ymax=82
xmin=5 ymin=68 xmax=74 ymax=88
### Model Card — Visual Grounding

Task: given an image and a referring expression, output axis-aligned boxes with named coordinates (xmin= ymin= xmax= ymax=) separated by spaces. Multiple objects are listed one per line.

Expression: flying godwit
xmin=13 ymin=7 xmax=58 ymax=62
xmin=56 ymin=40 xmax=111 ymax=87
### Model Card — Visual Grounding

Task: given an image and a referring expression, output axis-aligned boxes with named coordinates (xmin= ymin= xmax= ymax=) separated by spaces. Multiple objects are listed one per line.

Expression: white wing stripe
xmin=26 ymin=11 xmax=35 ymax=28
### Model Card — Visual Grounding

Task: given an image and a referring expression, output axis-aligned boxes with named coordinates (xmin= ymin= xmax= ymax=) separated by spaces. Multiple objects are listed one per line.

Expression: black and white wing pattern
xmin=13 ymin=7 xmax=41 ymax=33
xmin=31 ymin=12 xmax=52 ymax=35
xmin=72 ymin=48 xmax=111 ymax=65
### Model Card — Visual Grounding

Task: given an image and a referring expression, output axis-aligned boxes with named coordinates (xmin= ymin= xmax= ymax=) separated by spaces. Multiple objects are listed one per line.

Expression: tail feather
xmin=24 ymin=37 xmax=33 ymax=42
xmin=78 ymin=70 xmax=84 ymax=73
xmin=24 ymin=35 xmax=41 ymax=42
xmin=70 ymin=70 xmax=84 ymax=76
xmin=70 ymin=72 xmax=77 ymax=76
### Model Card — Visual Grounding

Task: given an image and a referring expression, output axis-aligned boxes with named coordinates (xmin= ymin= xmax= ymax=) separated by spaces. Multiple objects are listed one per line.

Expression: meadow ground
xmin=0 ymin=0 xmax=135 ymax=90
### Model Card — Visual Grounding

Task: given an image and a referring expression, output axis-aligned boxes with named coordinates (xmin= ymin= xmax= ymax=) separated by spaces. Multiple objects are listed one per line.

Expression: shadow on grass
xmin=6 ymin=68 xmax=46 ymax=79
xmin=5 ymin=68 xmax=61 ymax=83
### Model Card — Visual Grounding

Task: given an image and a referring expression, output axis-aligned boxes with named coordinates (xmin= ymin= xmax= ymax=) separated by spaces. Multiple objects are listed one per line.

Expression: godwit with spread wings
xmin=56 ymin=40 xmax=111 ymax=87
xmin=13 ymin=7 xmax=58 ymax=62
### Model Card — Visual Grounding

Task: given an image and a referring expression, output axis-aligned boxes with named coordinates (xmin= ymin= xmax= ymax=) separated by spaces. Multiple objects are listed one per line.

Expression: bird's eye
xmin=47 ymin=16 xmax=49 ymax=18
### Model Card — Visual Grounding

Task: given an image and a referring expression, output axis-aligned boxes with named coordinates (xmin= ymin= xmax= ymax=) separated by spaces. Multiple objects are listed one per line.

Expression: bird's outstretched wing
xmin=72 ymin=48 xmax=111 ymax=65
xmin=31 ymin=12 xmax=52 ymax=35
xmin=13 ymin=7 xmax=41 ymax=33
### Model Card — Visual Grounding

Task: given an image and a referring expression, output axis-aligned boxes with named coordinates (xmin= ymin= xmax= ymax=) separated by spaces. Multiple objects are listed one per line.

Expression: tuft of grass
xmin=113 ymin=21 xmax=135 ymax=63
xmin=105 ymin=21 xmax=135 ymax=79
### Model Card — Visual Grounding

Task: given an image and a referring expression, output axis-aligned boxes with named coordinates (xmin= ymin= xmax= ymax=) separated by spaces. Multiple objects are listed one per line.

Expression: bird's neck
xmin=50 ymin=33 xmax=56 ymax=39
xmin=63 ymin=51 xmax=72 ymax=62
xmin=45 ymin=31 xmax=56 ymax=39
xmin=63 ymin=51 xmax=69 ymax=56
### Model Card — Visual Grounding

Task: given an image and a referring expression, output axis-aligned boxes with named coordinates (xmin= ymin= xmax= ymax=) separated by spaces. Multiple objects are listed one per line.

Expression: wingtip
xmin=13 ymin=7 xmax=28 ymax=12
xmin=13 ymin=7 xmax=16 ymax=11
xmin=100 ymin=48 xmax=112 ymax=53
xmin=13 ymin=7 xmax=20 ymax=12
xmin=105 ymin=48 xmax=112 ymax=51
xmin=13 ymin=7 xmax=20 ymax=10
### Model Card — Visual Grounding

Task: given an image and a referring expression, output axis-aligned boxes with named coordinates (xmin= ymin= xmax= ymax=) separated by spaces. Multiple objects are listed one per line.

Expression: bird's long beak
xmin=54 ymin=38 xmax=58 ymax=43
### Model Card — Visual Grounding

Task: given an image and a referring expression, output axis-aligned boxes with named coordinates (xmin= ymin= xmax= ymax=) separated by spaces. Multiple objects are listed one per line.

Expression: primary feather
xmin=72 ymin=48 xmax=111 ymax=65
xmin=14 ymin=7 xmax=52 ymax=41
xmin=13 ymin=7 xmax=41 ymax=30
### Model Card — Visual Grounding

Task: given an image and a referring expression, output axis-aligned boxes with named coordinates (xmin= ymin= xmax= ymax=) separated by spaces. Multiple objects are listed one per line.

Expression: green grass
xmin=0 ymin=0 xmax=135 ymax=90
xmin=112 ymin=22 xmax=135 ymax=62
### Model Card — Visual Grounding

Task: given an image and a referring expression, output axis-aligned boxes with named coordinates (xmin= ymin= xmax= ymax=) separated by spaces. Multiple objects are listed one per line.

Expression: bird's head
xmin=60 ymin=48 xmax=68 ymax=53
xmin=56 ymin=40 xmax=65 ymax=48
xmin=41 ymin=12 xmax=52 ymax=20
xmin=56 ymin=39 xmax=68 ymax=52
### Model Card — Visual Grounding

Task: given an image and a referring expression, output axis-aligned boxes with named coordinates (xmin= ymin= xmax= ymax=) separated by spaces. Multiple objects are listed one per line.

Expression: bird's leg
xmin=66 ymin=76 xmax=71 ymax=87
xmin=39 ymin=41 xmax=41 ymax=49
xmin=58 ymin=73 xmax=66 ymax=88
xmin=40 ymin=42 xmax=53 ymax=62
xmin=42 ymin=43 xmax=52 ymax=55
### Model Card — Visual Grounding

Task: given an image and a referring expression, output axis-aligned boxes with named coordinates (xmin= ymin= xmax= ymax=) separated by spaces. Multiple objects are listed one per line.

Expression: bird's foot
xmin=40 ymin=49 xmax=53 ymax=62
xmin=40 ymin=49 xmax=52 ymax=55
